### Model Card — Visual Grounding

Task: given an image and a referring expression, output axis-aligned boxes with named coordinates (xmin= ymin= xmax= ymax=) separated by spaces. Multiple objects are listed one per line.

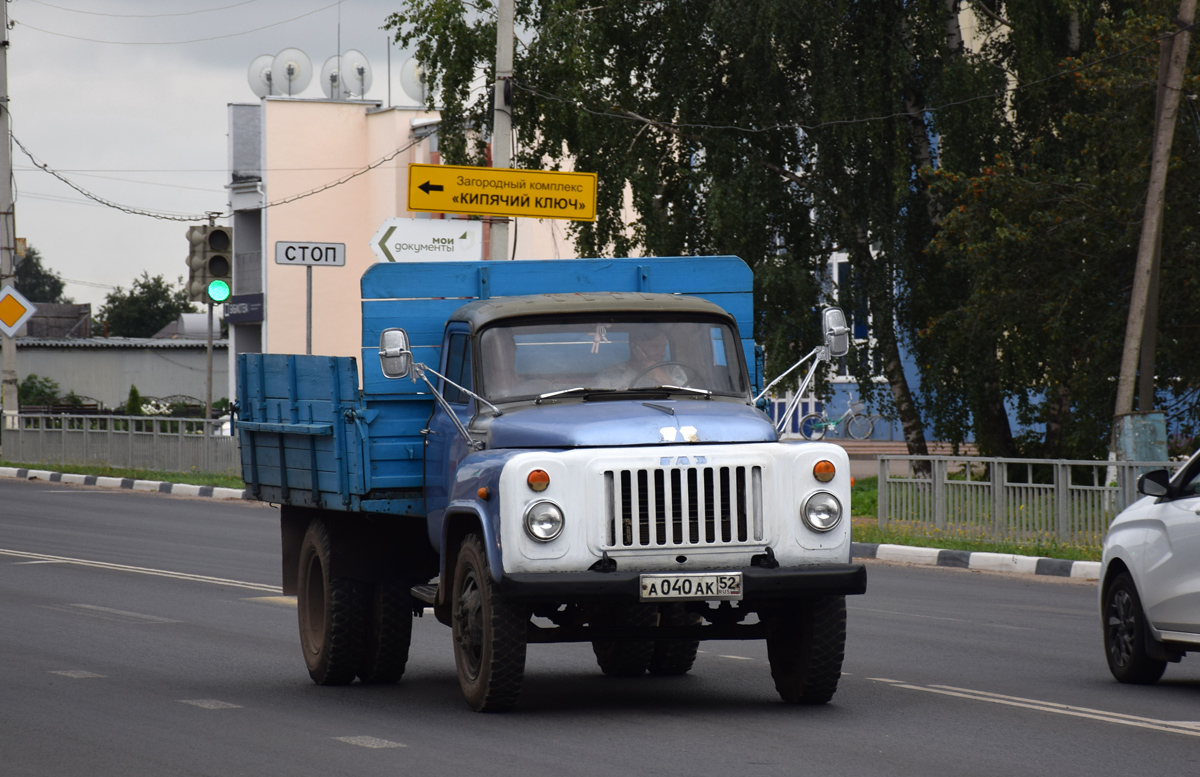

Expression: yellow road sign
xmin=0 ymin=284 xmax=37 ymax=337
xmin=407 ymin=164 xmax=597 ymax=222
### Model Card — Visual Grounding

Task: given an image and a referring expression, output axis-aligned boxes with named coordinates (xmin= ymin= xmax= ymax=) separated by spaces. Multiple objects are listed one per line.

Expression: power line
xmin=13 ymin=1 xmax=340 ymax=45
xmin=512 ymin=20 xmax=1200 ymax=136
xmin=26 ymin=0 xmax=262 ymax=18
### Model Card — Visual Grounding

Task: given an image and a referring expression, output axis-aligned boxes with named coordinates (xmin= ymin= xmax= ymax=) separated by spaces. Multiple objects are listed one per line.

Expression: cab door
xmin=424 ymin=326 xmax=475 ymax=542
xmin=1141 ymin=455 xmax=1200 ymax=635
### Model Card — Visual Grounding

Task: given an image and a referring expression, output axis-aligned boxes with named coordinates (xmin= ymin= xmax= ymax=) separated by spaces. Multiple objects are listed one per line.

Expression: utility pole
xmin=1112 ymin=0 xmax=1195 ymax=454
xmin=489 ymin=0 xmax=514 ymax=261
xmin=1 ymin=0 xmax=18 ymax=431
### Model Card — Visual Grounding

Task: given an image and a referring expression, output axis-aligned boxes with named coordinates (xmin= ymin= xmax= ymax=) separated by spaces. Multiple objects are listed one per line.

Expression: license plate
xmin=640 ymin=572 xmax=743 ymax=601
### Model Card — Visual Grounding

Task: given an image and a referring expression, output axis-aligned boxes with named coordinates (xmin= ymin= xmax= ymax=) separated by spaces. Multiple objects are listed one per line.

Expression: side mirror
xmin=822 ymin=307 xmax=850 ymax=359
xmin=378 ymin=328 xmax=412 ymax=379
xmin=1137 ymin=469 xmax=1170 ymax=497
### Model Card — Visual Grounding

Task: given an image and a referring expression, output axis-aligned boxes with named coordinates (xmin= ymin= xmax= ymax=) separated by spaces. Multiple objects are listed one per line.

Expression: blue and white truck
xmin=236 ymin=256 xmax=866 ymax=711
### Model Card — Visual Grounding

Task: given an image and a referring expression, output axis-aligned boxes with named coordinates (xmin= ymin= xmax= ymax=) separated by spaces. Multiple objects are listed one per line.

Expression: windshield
xmin=479 ymin=318 xmax=748 ymax=402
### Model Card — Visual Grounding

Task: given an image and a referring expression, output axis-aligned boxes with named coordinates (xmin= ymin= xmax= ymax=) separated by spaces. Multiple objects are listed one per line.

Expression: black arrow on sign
xmin=418 ymin=181 xmax=444 ymax=195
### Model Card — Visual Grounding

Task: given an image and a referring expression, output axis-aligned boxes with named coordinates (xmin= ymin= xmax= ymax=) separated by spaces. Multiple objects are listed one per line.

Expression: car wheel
xmin=1104 ymin=572 xmax=1166 ymax=684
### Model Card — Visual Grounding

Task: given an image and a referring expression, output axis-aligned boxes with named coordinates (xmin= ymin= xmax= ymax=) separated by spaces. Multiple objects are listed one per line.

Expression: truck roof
xmin=449 ymin=292 xmax=737 ymax=331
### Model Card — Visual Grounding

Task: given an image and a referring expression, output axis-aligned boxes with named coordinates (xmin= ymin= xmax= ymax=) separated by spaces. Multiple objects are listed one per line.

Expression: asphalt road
xmin=2 ymin=477 xmax=1199 ymax=777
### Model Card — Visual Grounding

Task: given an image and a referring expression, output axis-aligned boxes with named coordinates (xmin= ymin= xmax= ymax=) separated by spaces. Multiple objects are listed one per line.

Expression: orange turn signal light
xmin=527 ymin=469 xmax=550 ymax=492
xmin=478 ymin=487 xmax=490 ymax=500
xmin=814 ymin=460 xmax=836 ymax=483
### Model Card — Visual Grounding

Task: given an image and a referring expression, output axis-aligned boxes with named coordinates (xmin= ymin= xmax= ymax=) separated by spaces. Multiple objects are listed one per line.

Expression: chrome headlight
xmin=802 ymin=491 xmax=842 ymax=532
xmin=523 ymin=500 xmax=564 ymax=542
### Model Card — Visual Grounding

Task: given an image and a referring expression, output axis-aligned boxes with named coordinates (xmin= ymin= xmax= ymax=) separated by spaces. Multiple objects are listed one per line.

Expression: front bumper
xmin=499 ymin=563 xmax=867 ymax=602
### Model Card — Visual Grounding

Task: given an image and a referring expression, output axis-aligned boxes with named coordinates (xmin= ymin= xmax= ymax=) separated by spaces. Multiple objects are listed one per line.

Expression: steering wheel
xmin=630 ymin=361 xmax=701 ymax=387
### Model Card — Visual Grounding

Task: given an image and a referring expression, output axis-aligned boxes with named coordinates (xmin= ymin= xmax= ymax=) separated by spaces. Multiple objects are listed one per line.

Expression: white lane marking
xmin=850 ymin=605 xmax=1036 ymax=631
xmin=0 ymin=547 xmax=282 ymax=594
xmin=14 ymin=560 xmax=67 ymax=565
xmin=334 ymin=736 xmax=406 ymax=749
xmin=50 ymin=670 xmax=104 ymax=679
xmin=39 ymin=604 xmax=179 ymax=624
xmin=718 ymin=655 xmax=754 ymax=661
xmin=894 ymin=683 xmax=1200 ymax=738
xmin=179 ymin=699 xmax=242 ymax=710
xmin=867 ymin=678 xmax=906 ymax=684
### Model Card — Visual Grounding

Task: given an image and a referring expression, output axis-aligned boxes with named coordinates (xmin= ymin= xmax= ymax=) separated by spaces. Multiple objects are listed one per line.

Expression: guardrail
xmin=3 ymin=414 xmax=239 ymax=476
xmin=877 ymin=455 xmax=1179 ymax=547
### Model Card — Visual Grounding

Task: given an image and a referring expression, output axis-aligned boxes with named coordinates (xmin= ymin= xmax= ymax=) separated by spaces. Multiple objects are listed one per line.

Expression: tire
xmin=296 ymin=520 xmax=368 ymax=685
xmin=766 ymin=596 xmax=846 ymax=704
xmin=1104 ymin=572 xmax=1167 ymax=684
xmin=649 ymin=604 xmax=700 ymax=676
xmin=357 ymin=581 xmax=414 ymax=684
xmin=846 ymin=413 xmax=874 ymax=440
xmin=452 ymin=533 xmax=528 ymax=711
xmin=591 ymin=603 xmax=657 ymax=677
xmin=799 ymin=414 xmax=826 ymax=441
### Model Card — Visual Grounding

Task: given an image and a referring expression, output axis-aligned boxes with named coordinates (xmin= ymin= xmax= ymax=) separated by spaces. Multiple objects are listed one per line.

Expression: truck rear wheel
xmin=649 ymin=604 xmax=701 ymax=676
xmin=452 ymin=533 xmax=527 ymax=711
xmin=357 ymin=582 xmax=413 ymax=684
xmin=766 ymin=595 xmax=846 ymax=704
xmin=297 ymin=520 xmax=368 ymax=685
xmin=591 ymin=603 xmax=657 ymax=676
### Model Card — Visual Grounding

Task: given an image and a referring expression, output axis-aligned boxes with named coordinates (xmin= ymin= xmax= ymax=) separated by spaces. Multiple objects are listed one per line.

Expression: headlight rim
xmin=801 ymin=490 xmax=842 ymax=533
xmin=523 ymin=499 xmax=565 ymax=543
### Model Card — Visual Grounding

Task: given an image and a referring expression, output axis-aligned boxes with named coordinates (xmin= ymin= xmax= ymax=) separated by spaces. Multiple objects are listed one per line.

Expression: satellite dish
xmin=247 ymin=54 xmax=274 ymax=98
xmin=320 ymin=55 xmax=345 ymax=100
xmin=399 ymin=58 xmax=426 ymax=104
xmin=271 ymin=48 xmax=312 ymax=97
xmin=341 ymin=49 xmax=372 ymax=98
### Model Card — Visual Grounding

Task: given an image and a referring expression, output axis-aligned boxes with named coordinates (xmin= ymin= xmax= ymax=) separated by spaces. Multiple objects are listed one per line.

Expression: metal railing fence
xmin=878 ymin=455 xmax=1179 ymax=547
xmin=3 ymin=414 xmax=239 ymax=476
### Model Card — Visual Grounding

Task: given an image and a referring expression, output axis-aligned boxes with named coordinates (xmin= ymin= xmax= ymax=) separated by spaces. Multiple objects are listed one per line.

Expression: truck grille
xmin=602 ymin=465 xmax=763 ymax=549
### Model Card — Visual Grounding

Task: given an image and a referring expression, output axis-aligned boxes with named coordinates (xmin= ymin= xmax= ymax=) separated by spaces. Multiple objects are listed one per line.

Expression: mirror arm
xmin=415 ymin=364 xmax=503 ymax=417
xmin=776 ymin=357 xmax=823 ymax=435
xmin=754 ymin=347 xmax=818 ymax=404
xmin=411 ymin=364 xmax=485 ymax=451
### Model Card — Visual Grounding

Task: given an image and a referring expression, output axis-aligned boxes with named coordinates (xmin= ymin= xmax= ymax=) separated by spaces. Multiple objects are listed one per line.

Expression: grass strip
xmin=850 ymin=476 xmax=1101 ymax=562
xmin=0 ymin=460 xmax=244 ymax=490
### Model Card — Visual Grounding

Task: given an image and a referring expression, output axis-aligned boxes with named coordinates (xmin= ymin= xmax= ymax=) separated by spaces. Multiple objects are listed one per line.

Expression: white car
xmin=1100 ymin=448 xmax=1200 ymax=683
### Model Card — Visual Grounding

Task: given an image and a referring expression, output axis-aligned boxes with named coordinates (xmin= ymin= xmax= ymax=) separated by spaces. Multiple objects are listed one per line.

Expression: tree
xmin=93 ymin=273 xmax=196 ymax=338
xmin=14 ymin=246 xmax=70 ymax=303
xmin=386 ymin=0 xmax=1006 ymax=460
xmin=919 ymin=0 xmax=1200 ymax=458
xmin=18 ymin=374 xmax=59 ymax=407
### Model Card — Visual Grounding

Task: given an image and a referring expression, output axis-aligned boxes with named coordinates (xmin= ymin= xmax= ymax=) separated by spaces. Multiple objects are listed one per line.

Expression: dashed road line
xmin=49 ymin=670 xmax=104 ymax=679
xmin=179 ymin=699 xmax=242 ymax=710
xmin=39 ymin=604 xmax=179 ymax=624
xmin=718 ymin=655 xmax=754 ymax=660
xmin=851 ymin=605 xmax=1036 ymax=631
xmin=334 ymin=736 xmax=406 ymax=749
xmin=0 ymin=547 xmax=281 ymax=594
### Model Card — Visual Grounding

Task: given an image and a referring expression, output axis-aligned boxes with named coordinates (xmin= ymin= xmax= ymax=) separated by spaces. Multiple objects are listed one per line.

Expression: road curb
xmin=0 ymin=466 xmax=249 ymax=501
xmin=853 ymin=542 xmax=1100 ymax=581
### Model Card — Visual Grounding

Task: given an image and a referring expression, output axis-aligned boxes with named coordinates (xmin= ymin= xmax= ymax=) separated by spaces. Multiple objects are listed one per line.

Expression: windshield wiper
xmin=660 ymin=384 xmax=712 ymax=397
xmin=534 ymin=386 xmax=590 ymax=404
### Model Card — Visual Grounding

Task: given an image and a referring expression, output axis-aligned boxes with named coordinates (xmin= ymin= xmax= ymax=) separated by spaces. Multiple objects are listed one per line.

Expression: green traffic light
xmin=206 ymin=279 xmax=231 ymax=303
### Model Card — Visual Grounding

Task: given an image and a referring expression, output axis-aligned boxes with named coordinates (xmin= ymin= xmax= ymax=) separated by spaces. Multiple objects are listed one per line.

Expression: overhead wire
xmin=12 ymin=1 xmax=341 ymax=45
xmin=25 ymin=0 xmax=262 ymax=18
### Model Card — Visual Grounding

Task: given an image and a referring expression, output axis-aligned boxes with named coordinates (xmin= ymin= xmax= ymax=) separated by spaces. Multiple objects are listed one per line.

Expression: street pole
xmin=1113 ymin=0 xmax=1195 ymax=426
xmin=205 ymin=300 xmax=213 ymax=428
xmin=0 ymin=0 xmax=19 ymax=431
xmin=489 ymin=0 xmax=514 ymax=261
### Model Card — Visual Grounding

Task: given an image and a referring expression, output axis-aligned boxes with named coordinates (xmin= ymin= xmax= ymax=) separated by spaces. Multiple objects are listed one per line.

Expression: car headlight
xmin=802 ymin=491 xmax=842 ymax=532
xmin=524 ymin=500 xmax=564 ymax=542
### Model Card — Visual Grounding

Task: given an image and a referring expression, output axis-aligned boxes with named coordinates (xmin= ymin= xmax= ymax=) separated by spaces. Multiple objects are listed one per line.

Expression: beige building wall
xmin=259 ymin=98 xmax=580 ymax=366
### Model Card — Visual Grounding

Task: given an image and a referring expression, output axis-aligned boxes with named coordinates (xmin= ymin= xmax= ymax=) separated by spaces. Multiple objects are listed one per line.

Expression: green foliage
xmin=125 ymin=385 xmax=143 ymax=416
xmin=920 ymin=0 xmax=1200 ymax=458
xmin=94 ymin=273 xmax=196 ymax=338
xmin=18 ymin=374 xmax=60 ymax=407
xmin=14 ymin=246 xmax=71 ymax=303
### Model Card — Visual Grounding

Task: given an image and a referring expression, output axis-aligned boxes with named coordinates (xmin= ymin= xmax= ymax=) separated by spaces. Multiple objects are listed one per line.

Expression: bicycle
xmin=800 ymin=400 xmax=874 ymax=441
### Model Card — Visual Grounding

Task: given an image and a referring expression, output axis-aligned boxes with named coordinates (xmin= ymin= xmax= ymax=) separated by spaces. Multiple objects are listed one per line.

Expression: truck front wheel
xmin=297 ymin=520 xmax=368 ymax=685
xmin=766 ymin=595 xmax=846 ymax=704
xmin=452 ymin=533 xmax=528 ymax=711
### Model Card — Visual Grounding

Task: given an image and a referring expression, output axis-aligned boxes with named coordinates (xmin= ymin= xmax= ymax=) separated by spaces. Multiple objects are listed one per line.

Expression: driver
xmin=602 ymin=327 xmax=689 ymax=389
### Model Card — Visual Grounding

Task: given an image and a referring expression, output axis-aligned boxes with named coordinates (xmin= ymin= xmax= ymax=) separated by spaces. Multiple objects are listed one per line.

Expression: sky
xmin=8 ymin=0 xmax=420 ymax=310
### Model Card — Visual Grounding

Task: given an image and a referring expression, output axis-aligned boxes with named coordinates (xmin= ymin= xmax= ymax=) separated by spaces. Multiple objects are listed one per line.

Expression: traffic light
xmin=185 ymin=225 xmax=234 ymax=304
